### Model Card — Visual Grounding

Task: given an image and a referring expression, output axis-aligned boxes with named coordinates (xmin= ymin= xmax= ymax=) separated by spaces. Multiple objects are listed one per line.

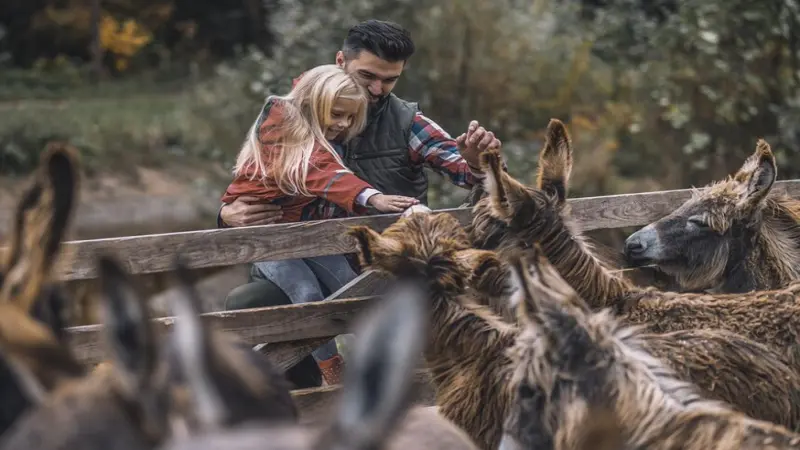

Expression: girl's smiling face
xmin=323 ymin=97 xmax=361 ymax=140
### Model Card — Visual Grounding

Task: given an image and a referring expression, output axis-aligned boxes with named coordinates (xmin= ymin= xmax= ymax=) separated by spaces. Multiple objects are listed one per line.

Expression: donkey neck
xmin=521 ymin=205 xmax=633 ymax=310
xmin=718 ymin=199 xmax=800 ymax=293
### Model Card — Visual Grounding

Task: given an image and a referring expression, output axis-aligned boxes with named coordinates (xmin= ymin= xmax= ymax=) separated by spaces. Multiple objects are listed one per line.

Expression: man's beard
xmin=369 ymin=92 xmax=387 ymax=103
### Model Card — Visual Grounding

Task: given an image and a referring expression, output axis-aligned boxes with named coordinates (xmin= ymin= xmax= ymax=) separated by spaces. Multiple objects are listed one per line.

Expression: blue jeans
xmin=253 ymin=255 xmax=358 ymax=361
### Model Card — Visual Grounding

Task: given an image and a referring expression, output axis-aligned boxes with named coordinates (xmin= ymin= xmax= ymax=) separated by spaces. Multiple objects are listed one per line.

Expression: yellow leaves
xmin=99 ymin=14 xmax=152 ymax=71
xmin=100 ymin=15 xmax=152 ymax=57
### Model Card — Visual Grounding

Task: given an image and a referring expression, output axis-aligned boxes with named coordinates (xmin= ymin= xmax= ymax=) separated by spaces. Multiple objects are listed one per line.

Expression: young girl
xmin=220 ymin=64 xmax=418 ymax=385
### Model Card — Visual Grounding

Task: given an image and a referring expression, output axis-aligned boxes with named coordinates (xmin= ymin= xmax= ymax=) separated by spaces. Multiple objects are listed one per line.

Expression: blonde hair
xmin=233 ymin=64 xmax=369 ymax=197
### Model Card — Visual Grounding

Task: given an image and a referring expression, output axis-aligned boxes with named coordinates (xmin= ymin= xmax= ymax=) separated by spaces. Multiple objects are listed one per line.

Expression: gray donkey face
xmin=498 ymin=246 xmax=623 ymax=450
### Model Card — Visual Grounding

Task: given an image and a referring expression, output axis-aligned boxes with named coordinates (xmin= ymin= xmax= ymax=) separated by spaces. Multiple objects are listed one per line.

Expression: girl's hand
xmin=368 ymin=194 xmax=420 ymax=213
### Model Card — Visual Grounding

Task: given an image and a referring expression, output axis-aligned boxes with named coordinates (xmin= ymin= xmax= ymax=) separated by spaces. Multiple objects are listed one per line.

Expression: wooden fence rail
xmin=7 ymin=179 xmax=800 ymax=281
xmin=39 ymin=179 xmax=800 ymax=421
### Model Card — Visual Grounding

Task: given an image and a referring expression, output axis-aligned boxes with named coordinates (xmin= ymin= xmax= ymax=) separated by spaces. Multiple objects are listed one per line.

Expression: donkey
xmin=347 ymin=211 xmax=516 ymax=450
xmin=473 ymin=125 xmax=800 ymax=429
xmin=0 ymin=247 xmax=302 ymax=450
xmin=158 ymin=259 xmax=480 ymax=450
xmin=0 ymin=144 xmax=80 ymax=436
xmin=473 ymin=121 xmax=800 ymax=369
xmin=0 ymin=252 xmax=178 ymax=450
xmin=499 ymin=245 xmax=800 ymax=450
xmin=624 ymin=139 xmax=800 ymax=293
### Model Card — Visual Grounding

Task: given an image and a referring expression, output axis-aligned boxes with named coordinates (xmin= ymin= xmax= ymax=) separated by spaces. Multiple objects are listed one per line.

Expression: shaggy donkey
xmin=158 ymin=259 xmax=480 ymax=450
xmin=624 ymin=139 xmax=800 ymax=293
xmin=499 ymin=245 xmax=800 ymax=450
xmin=0 ymin=250 xmax=300 ymax=450
xmin=0 ymin=251 xmax=173 ymax=450
xmin=347 ymin=211 xmax=516 ymax=450
xmin=0 ymin=144 xmax=81 ymax=436
xmin=469 ymin=123 xmax=800 ymax=430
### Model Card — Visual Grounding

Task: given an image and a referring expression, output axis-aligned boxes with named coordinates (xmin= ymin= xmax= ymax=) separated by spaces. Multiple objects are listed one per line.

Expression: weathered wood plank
xmin=257 ymin=337 xmax=334 ymax=371
xmin=67 ymin=296 xmax=377 ymax=366
xmin=570 ymin=179 xmax=800 ymax=232
xmin=9 ymin=180 xmax=800 ymax=281
xmin=325 ymin=270 xmax=393 ymax=301
xmin=45 ymin=208 xmax=472 ymax=281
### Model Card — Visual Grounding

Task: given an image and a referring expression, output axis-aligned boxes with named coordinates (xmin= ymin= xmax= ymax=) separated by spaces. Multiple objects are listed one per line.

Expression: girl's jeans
xmin=253 ymin=254 xmax=358 ymax=361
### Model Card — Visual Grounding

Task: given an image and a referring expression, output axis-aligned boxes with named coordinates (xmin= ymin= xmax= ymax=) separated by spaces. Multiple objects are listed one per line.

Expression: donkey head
xmin=0 ymin=143 xmax=79 ymax=435
xmin=623 ymin=139 xmax=778 ymax=291
xmin=498 ymin=245 xmax=621 ymax=450
xmin=347 ymin=212 xmax=506 ymax=306
xmin=471 ymin=119 xmax=574 ymax=252
xmin=499 ymin=244 xmax=719 ymax=450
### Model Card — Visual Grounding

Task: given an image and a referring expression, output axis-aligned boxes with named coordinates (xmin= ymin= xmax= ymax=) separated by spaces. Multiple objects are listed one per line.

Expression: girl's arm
xmin=305 ymin=149 xmax=378 ymax=214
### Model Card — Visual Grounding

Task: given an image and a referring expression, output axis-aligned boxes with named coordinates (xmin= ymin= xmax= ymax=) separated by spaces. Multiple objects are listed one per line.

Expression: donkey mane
xmin=603 ymin=315 xmax=730 ymax=413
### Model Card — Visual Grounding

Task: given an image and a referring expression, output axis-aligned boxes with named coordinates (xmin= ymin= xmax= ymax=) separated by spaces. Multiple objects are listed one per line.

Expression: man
xmin=219 ymin=19 xmax=502 ymax=386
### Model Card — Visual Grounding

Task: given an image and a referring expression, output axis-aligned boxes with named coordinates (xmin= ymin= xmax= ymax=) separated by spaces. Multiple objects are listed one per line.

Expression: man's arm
xmin=408 ymin=113 xmax=482 ymax=189
xmin=217 ymin=197 xmax=284 ymax=228
xmin=407 ymin=113 xmax=504 ymax=189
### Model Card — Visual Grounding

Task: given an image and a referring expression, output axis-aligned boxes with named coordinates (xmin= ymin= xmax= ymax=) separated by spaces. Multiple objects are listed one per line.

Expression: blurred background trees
xmin=2 ymin=0 xmax=800 ymax=209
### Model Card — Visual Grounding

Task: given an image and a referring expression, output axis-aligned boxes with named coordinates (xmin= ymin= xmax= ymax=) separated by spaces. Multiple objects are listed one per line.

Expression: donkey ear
xmin=347 ymin=226 xmax=400 ymax=269
xmin=479 ymin=148 xmax=531 ymax=221
xmin=456 ymin=249 xmax=509 ymax=297
xmin=0 ymin=144 xmax=78 ymax=312
xmin=168 ymin=255 xmax=230 ymax=429
xmin=38 ymin=143 xmax=79 ymax=269
xmin=505 ymin=248 xmax=541 ymax=322
xmin=328 ymin=280 xmax=428 ymax=449
xmin=2 ymin=180 xmax=43 ymax=279
xmin=536 ymin=119 xmax=573 ymax=204
xmin=734 ymin=139 xmax=776 ymax=209
xmin=97 ymin=254 xmax=159 ymax=400
xmin=526 ymin=245 xmax=590 ymax=315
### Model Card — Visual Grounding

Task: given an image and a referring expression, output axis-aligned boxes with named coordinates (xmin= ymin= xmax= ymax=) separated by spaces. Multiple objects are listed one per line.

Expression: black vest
xmin=340 ymin=93 xmax=430 ymax=205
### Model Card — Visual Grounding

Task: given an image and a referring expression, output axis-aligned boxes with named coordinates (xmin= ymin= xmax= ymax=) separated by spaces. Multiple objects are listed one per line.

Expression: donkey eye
xmin=687 ymin=216 xmax=709 ymax=229
xmin=518 ymin=384 xmax=537 ymax=399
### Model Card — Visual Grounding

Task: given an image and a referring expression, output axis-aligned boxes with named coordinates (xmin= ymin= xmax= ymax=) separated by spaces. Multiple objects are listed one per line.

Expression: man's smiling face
xmin=337 ymin=50 xmax=404 ymax=103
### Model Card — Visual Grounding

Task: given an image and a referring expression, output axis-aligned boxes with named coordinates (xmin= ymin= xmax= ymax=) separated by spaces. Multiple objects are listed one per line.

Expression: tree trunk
xmin=89 ymin=0 xmax=103 ymax=82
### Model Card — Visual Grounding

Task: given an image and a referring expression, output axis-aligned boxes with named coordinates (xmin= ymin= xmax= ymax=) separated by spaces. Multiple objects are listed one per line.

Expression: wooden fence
xmin=14 ymin=180 xmax=800 ymax=423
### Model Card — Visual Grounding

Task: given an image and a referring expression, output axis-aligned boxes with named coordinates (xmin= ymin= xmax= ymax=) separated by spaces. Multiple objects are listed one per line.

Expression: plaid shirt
xmin=408 ymin=112 xmax=485 ymax=187
xmin=217 ymin=111 xmax=484 ymax=227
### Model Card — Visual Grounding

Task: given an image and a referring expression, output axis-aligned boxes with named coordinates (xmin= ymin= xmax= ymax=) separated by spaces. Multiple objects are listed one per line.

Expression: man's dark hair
xmin=342 ymin=20 xmax=415 ymax=63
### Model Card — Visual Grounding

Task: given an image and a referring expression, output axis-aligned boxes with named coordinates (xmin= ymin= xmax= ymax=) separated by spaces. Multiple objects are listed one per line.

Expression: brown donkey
xmin=0 ymin=249 xmax=300 ymax=450
xmin=498 ymin=245 xmax=800 ymax=450
xmin=470 ymin=123 xmax=800 ymax=430
xmin=624 ymin=139 xmax=800 ymax=293
xmin=0 ymin=144 xmax=80 ymax=436
xmin=158 ymin=258 xmax=480 ymax=450
xmin=0 ymin=253 xmax=177 ymax=450
xmin=347 ymin=211 xmax=516 ymax=450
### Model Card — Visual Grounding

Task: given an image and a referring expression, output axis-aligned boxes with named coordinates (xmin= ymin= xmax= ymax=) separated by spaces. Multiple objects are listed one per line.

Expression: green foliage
xmin=0 ymin=91 xmax=228 ymax=177
xmin=5 ymin=0 xmax=800 ymax=217
xmin=590 ymin=0 xmax=800 ymax=180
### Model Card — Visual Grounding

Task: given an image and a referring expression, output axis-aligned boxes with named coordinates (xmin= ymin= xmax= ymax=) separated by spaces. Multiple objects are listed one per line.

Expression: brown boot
xmin=318 ymin=354 xmax=345 ymax=386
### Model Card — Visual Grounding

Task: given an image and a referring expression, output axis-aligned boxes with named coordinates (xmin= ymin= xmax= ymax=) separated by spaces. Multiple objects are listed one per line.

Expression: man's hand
xmin=455 ymin=120 xmax=502 ymax=169
xmin=220 ymin=196 xmax=283 ymax=227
